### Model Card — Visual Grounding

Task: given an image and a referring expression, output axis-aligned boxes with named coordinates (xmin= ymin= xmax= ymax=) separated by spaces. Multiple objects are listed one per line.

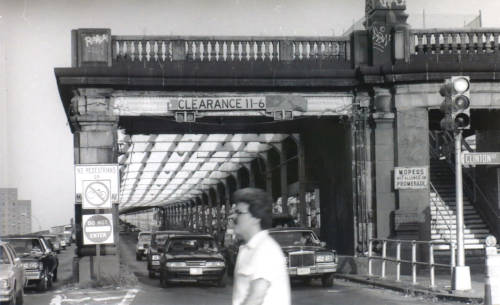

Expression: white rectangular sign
xmin=462 ymin=152 xmax=500 ymax=166
xmin=82 ymin=214 xmax=114 ymax=245
xmin=75 ymin=164 xmax=119 ymax=204
xmin=394 ymin=166 xmax=429 ymax=190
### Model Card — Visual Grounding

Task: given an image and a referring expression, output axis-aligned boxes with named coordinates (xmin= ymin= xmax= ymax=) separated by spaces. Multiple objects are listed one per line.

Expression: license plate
xmin=152 ymin=261 xmax=160 ymax=265
xmin=297 ymin=267 xmax=311 ymax=275
xmin=190 ymin=268 xmax=203 ymax=275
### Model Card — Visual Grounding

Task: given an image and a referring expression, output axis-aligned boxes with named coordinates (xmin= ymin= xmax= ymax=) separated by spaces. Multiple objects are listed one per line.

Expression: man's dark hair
xmin=232 ymin=187 xmax=273 ymax=229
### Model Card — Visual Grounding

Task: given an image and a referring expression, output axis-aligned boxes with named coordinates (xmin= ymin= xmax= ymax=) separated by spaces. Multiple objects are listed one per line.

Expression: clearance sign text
xmin=169 ymin=96 xmax=266 ymax=111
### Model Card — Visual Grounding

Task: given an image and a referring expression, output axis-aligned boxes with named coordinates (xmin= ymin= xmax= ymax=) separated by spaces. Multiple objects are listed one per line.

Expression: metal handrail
xmin=368 ymin=238 xmax=456 ymax=288
xmin=429 ymin=182 xmax=455 ymax=243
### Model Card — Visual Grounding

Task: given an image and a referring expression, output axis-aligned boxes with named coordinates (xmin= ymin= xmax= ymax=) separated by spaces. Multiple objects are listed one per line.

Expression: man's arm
xmin=240 ymin=278 xmax=271 ymax=305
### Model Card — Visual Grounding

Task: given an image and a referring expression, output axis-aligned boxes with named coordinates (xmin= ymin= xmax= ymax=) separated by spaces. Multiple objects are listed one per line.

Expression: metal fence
xmin=368 ymin=238 xmax=456 ymax=288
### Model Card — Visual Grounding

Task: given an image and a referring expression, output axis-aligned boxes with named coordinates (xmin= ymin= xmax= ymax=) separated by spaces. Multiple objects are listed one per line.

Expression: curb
xmin=336 ymin=274 xmax=484 ymax=304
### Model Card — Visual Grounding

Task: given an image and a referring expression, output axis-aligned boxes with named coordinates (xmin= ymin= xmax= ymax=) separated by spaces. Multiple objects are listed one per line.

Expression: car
xmin=268 ymin=227 xmax=338 ymax=287
xmin=136 ymin=231 xmax=152 ymax=261
xmin=41 ymin=235 xmax=61 ymax=254
xmin=0 ymin=241 xmax=25 ymax=305
xmin=146 ymin=230 xmax=189 ymax=278
xmin=1 ymin=235 xmax=59 ymax=291
xmin=57 ymin=234 xmax=67 ymax=250
xmin=158 ymin=233 xmax=226 ymax=287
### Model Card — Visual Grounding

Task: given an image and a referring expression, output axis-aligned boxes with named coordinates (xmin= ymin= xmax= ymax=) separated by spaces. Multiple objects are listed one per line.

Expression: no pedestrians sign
xmin=75 ymin=164 xmax=119 ymax=207
xmin=82 ymin=214 xmax=114 ymax=245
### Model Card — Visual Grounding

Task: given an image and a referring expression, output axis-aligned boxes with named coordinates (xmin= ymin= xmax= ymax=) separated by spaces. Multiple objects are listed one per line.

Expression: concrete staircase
xmin=430 ymin=160 xmax=491 ymax=253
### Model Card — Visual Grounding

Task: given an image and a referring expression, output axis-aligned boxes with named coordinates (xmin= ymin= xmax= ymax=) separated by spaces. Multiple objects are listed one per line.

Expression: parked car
xmin=0 ymin=241 xmax=25 ymax=305
xmin=158 ymin=233 xmax=226 ymax=287
xmin=146 ymin=230 xmax=189 ymax=278
xmin=269 ymin=227 xmax=337 ymax=287
xmin=136 ymin=231 xmax=152 ymax=261
xmin=1 ymin=235 xmax=59 ymax=291
xmin=41 ymin=235 xmax=61 ymax=254
xmin=223 ymin=227 xmax=337 ymax=287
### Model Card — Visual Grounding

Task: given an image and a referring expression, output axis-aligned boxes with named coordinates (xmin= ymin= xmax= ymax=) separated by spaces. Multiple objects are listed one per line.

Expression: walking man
xmin=231 ymin=187 xmax=291 ymax=305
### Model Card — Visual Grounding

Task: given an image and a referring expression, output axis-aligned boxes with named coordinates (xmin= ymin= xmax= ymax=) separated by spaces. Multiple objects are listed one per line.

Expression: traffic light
xmin=439 ymin=76 xmax=471 ymax=130
xmin=450 ymin=76 xmax=471 ymax=130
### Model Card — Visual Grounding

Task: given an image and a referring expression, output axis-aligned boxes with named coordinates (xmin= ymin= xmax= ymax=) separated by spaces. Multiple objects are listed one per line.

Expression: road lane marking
xmin=49 ymin=288 xmax=139 ymax=305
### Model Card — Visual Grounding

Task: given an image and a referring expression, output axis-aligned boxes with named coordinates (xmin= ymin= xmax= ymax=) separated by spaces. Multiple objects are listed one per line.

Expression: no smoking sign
xmin=82 ymin=180 xmax=111 ymax=209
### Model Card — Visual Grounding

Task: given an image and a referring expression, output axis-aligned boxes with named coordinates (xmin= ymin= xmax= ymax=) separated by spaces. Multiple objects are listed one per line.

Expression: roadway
xmin=22 ymin=233 xmax=462 ymax=305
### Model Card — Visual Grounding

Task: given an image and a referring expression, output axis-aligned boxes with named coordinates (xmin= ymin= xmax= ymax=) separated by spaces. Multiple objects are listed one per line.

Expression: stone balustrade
xmin=112 ymin=36 xmax=350 ymax=63
xmin=411 ymin=28 xmax=500 ymax=55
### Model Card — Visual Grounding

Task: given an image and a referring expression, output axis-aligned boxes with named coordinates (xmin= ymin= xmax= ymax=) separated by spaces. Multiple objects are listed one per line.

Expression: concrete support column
xmin=195 ymin=198 xmax=201 ymax=231
xmin=371 ymin=88 xmax=396 ymax=239
xmin=259 ymin=152 xmax=273 ymax=194
xmin=293 ymin=134 xmax=307 ymax=226
xmin=70 ymin=88 xmax=119 ymax=283
xmin=393 ymin=89 xmax=431 ymax=241
xmin=207 ymin=191 xmax=213 ymax=233
xmin=277 ymin=144 xmax=289 ymax=214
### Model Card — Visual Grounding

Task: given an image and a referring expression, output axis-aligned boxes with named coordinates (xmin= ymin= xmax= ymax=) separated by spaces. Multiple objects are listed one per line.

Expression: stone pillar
xmin=364 ymin=0 xmax=410 ymax=65
xmin=70 ymin=88 xmax=119 ymax=283
xmin=259 ymin=152 xmax=273 ymax=193
xmin=394 ymin=99 xmax=431 ymax=241
xmin=371 ymin=88 xmax=396 ymax=239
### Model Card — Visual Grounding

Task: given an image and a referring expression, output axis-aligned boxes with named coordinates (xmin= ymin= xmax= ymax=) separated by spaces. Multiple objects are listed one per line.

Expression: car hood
xmin=16 ymin=252 xmax=43 ymax=260
xmin=166 ymin=251 xmax=223 ymax=260
xmin=0 ymin=264 xmax=14 ymax=278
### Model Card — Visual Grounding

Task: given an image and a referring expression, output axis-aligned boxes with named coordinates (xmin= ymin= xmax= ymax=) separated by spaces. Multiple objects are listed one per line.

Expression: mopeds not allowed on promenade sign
xmin=83 ymin=214 xmax=114 ymax=245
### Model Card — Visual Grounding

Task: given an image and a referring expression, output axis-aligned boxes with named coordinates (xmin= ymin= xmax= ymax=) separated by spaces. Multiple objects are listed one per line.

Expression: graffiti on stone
xmin=84 ymin=34 xmax=109 ymax=47
xmin=372 ymin=25 xmax=390 ymax=53
xmin=366 ymin=0 xmax=406 ymax=12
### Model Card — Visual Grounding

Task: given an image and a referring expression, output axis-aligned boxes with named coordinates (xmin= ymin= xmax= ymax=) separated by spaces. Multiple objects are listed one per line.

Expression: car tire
xmin=302 ymin=277 xmax=312 ymax=285
xmin=217 ymin=274 xmax=226 ymax=287
xmin=37 ymin=271 xmax=49 ymax=292
xmin=321 ymin=274 xmax=334 ymax=287
xmin=148 ymin=270 xmax=155 ymax=279
xmin=136 ymin=254 xmax=141 ymax=261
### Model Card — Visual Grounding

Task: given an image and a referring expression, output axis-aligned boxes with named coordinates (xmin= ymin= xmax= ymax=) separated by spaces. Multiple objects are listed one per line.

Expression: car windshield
xmin=4 ymin=239 xmax=43 ymax=254
xmin=154 ymin=233 xmax=171 ymax=244
xmin=138 ymin=234 xmax=151 ymax=242
xmin=270 ymin=231 xmax=319 ymax=247
xmin=0 ymin=246 xmax=11 ymax=264
xmin=167 ymin=238 xmax=217 ymax=252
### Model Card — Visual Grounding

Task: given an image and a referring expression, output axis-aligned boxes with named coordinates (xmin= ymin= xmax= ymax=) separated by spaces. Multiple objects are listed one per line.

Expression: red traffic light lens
xmin=454 ymin=95 xmax=470 ymax=110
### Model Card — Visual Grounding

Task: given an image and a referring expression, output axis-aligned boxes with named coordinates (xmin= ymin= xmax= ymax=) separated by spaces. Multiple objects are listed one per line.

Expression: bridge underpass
xmin=116 ymin=113 xmax=356 ymax=254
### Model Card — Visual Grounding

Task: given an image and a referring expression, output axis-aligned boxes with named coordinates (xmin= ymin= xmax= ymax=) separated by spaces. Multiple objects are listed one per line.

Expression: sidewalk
xmin=336 ymin=273 xmax=485 ymax=303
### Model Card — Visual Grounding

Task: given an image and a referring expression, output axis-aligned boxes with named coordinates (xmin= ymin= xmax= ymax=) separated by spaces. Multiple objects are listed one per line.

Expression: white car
xmin=0 ymin=241 xmax=25 ymax=305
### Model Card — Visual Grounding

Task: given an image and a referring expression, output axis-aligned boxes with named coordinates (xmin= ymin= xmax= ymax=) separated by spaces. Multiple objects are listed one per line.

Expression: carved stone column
xmin=371 ymin=88 xmax=396 ymax=239
xmin=70 ymin=88 xmax=119 ymax=282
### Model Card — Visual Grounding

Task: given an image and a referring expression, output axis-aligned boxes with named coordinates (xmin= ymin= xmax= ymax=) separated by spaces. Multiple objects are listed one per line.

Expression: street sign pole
xmin=452 ymin=130 xmax=471 ymax=290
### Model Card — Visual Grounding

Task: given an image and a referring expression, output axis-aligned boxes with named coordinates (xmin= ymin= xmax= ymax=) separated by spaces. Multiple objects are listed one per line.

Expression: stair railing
xmin=429 ymin=130 xmax=499 ymax=237
xmin=430 ymin=182 xmax=455 ymax=244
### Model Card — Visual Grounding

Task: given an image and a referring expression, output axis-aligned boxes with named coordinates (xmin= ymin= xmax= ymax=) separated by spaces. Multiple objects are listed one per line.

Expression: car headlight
xmin=316 ymin=254 xmax=334 ymax=263
xmin=152 ymin=255 xmax=160 ymax=260
xmin=205 ymin=261 xmax=225 ymax=267
xmin=0 ymin=279 xmax=10 ymax=289
xmin=166 ymin=262 xmax=186 ymax=267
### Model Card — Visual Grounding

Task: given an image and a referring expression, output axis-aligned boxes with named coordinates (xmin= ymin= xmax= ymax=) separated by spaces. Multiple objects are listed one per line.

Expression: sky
xmin=1 ymin=0 xmax=500 ymax=231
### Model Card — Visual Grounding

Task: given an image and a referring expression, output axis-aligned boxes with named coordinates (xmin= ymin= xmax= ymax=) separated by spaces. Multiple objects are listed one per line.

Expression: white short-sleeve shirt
xmin=232 ymin=230 xmax=291 ymax=305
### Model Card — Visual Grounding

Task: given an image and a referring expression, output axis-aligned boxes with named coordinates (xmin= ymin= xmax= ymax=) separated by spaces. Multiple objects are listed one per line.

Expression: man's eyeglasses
xmin=232 ymin=210 xmax=248 ymax=216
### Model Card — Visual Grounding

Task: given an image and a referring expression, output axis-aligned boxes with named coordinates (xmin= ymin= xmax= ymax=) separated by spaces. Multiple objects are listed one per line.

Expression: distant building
xmin=0 ymin=188 xmax=32 ymax=235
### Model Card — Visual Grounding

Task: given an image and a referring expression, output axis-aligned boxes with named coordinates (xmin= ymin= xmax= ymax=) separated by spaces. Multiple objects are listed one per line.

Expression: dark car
xmin=146 ymin=230 xmax=189 ymax=278
xmin=268 ymin=227 xmax=337 ymax=287
xmin=158 ymin=233 xmax=226 ymax=287
xmin=1 ymin=235 xmax=59 ymax=291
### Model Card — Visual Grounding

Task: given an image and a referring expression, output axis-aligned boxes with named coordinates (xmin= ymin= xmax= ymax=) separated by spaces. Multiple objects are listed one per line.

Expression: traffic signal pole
xmin=452 ymin=130 xmax=471 ymax=290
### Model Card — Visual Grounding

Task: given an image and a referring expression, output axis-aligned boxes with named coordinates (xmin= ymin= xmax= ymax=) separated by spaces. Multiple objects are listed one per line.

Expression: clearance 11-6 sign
xmin=75 ymin=164 xmax=119 ymax=210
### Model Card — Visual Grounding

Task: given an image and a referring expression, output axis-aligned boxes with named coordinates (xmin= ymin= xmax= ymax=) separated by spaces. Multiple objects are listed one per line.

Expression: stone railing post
xmin=72 ymin=29 xmax=112 ymax=67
